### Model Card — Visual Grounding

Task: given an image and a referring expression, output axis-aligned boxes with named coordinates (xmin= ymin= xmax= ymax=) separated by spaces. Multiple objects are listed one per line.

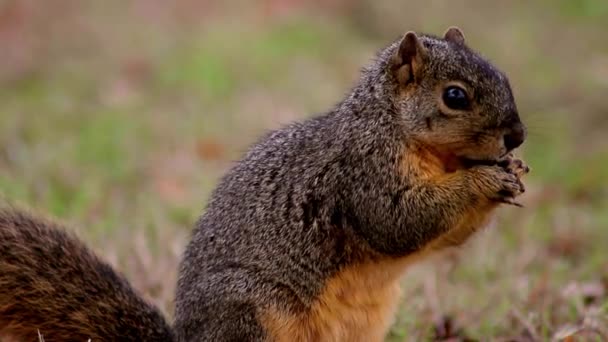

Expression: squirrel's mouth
xmin=459 ymin=151 xmax=511 ymax=168
xmin=428 ymin=145 xmax=508 ymax=171
xmin=458 ymin=149 xmax=512 ymax=168
xmin=459 ymin=158 xmax=499 ymax=168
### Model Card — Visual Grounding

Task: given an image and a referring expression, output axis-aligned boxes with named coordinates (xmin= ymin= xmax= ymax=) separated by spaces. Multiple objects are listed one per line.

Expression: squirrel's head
xmin=381 ymin=27 xmax=526 ymax=164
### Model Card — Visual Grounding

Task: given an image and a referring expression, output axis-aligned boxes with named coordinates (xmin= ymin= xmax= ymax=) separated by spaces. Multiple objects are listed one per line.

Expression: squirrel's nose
xmin=503 ymin=122 xmax=526 ymax=151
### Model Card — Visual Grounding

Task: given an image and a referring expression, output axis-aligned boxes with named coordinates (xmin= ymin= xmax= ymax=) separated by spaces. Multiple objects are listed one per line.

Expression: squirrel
xmin=0 ymin=27 xmax=528 ymax=341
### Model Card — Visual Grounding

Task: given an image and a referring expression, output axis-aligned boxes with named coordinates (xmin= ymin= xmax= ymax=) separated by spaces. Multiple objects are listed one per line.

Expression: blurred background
xmin=1 ymin=0 xmax=607 ymax=340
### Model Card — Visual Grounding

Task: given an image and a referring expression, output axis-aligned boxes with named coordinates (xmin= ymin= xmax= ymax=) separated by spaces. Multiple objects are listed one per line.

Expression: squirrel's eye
xmin=442 ymin=86 xmax=470 ymax=110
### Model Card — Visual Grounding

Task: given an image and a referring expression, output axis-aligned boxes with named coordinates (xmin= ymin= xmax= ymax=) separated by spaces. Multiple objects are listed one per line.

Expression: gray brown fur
xmin=0 ymin=27 xmax=526 ymax=342
xmin=174 ymin=29 xmax=525 ymax=340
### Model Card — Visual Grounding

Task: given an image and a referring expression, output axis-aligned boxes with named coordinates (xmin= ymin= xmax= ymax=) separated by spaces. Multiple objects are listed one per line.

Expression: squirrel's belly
xmin=260 ymin=254 xmax=425 ymax=342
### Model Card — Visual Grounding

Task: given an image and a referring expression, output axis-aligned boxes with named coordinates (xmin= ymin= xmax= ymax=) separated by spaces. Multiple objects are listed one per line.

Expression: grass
xmin=1 ymin=0 xmax=607 ymax=340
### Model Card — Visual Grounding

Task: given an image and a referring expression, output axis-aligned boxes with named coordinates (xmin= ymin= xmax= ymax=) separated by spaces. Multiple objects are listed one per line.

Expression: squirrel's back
xmin=0 ymin=206 xmax=173 ymax=341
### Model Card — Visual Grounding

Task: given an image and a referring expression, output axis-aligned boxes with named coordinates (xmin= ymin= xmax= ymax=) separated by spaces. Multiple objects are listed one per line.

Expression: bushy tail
xmin=0 ymin=206 xmax=174 ymax=341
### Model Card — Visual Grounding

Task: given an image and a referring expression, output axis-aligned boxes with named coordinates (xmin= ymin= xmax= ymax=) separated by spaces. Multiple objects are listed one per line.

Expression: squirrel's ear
xmin=443 ymin=26 xmax=465 ymax=45
xmin=392 ymin=31 xmax=427 ymax=85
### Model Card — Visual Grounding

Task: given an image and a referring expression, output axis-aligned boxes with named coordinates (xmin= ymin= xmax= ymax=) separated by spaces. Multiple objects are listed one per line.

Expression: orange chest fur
xmin=260 ymin=255 xmax=426 ymax=342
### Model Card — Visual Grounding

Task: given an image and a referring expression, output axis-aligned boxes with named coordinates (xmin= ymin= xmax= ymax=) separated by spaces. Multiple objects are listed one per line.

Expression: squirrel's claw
xmin=498 ymin=154 xmax=530 ymax=178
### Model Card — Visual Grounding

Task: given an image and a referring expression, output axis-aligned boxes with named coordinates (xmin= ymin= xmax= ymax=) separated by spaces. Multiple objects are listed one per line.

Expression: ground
xmin=1 ymin=0 xmax=607 ymax=340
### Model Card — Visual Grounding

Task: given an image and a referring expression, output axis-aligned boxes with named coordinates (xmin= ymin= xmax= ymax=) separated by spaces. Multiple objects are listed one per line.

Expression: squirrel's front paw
xmin=468 ymin=163 xmax=526 ymax=206
xmin=498 ymin=154 xmax=530 ymax=179
xmin=497 ymin=155 xmax=529 ymax=199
